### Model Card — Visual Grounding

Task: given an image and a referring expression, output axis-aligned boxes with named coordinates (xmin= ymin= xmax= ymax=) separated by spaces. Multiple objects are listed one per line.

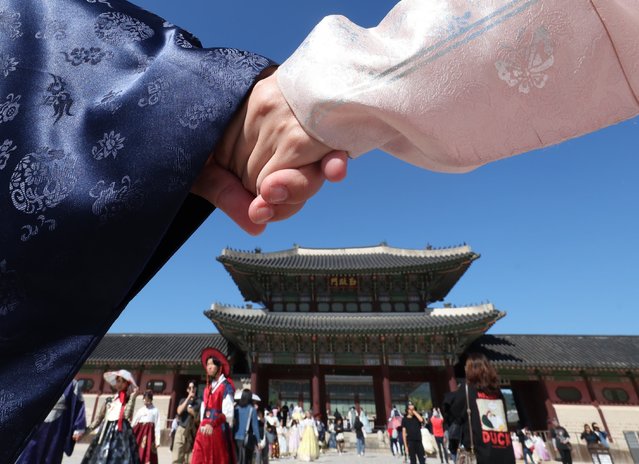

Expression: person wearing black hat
xmin=192 ymin=348 xmax=236 ymax=464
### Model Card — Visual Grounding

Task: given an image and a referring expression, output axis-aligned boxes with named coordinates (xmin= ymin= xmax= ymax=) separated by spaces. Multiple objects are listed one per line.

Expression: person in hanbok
xmin=533 ymin=433 xmax=551 ymax=461
xmin=16 ymin=380 xmax=86 ymax=464
xmin=191 ymin=348 xmax=236 ymax=464
xmin=292 ymin=404 xmax=304 ymax=423
xmin=360 ymin=408 xmax=372 ymax=434
xmin=81 ymin=369 xmax=140 ymax=464
xmin=297 ymin=411 xmax=320 ymax=461
xmin=512 ymin=432 xmax=524 ymax=460
xmin=4 ymin=2 xmax=639 ymax=462
xmin=277 ymin=422 xmax=289 ymax=457
xmin=388 ymin=410 xmax=403 ymax=457
xmin=288 ymin=419 xmax=301 ymax=457
xmin=132 ymin=390 xmax=161 ymax=464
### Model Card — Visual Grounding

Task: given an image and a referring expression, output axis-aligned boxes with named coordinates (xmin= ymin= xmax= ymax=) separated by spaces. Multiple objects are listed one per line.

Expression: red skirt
xmin=191 ymin=415 xmax=236 ymax=464
xmin=132 ymin=422 xmax=158 ymax=464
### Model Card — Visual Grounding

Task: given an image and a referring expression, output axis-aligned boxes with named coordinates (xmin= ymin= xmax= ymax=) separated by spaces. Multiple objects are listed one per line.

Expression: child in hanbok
xmin=297 ymin=411 xmax=320 ymax=461
xmin=81 ymin=370 xmax=140 ymax=464
xmin=131 ymin=390 xmax=161 ymax=464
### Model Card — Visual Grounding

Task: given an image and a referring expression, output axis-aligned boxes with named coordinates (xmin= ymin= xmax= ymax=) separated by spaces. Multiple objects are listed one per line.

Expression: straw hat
xmin=103 ymin=369 xmax=137 ymax=388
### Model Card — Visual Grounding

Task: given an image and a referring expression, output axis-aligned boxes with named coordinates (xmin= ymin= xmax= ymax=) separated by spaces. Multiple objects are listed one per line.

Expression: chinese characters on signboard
xmin=329 ymin=275 xmax=358 ymax=289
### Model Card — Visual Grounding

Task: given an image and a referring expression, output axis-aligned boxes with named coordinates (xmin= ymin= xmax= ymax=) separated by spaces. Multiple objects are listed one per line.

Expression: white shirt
xmin=132 ymin=404 xmax=161 ymax=447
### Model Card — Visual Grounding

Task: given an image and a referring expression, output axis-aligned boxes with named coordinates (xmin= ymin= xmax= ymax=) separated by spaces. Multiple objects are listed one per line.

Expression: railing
xmin=532 ymin=430 xmax=616 ymax=464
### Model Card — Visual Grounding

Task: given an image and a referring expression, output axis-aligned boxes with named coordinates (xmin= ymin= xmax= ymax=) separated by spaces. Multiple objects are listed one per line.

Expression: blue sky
xmin=111 ymin=0 xmax=639 ymax=335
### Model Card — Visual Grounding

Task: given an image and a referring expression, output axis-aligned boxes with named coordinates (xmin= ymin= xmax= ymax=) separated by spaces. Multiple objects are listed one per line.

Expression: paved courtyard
xmin=62 ymin=443 xmax=594 ymax=464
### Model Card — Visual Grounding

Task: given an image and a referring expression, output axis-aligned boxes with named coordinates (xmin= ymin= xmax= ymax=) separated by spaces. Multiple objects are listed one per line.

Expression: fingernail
xmin=269 ymin=186 xmax=288 ymax=203
xmin=253 ymin=205 xmax=274 ymax=224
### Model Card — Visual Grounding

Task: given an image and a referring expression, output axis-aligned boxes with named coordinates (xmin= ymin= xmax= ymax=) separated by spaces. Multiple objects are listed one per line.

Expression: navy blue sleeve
xmin=0 ymin=0 xmax=273 ymax=461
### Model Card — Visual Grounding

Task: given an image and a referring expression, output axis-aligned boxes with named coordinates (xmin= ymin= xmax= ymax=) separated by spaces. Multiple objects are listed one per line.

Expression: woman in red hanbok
xmin=191 ymin=348 xmax=237 ymax=464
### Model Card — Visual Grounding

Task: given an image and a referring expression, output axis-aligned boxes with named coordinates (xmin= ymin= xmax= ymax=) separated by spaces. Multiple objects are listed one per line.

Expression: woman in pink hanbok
xmin=512 ymin=432 xmax=523 ymax=460
xmin=533 ymin=433 xmax=552 ymax=461
xmin=288 ymin=419 xmax=300 ymax=457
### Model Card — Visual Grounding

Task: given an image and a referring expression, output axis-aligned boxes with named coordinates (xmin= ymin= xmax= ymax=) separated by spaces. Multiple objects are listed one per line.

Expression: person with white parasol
xmin=81 ymin=369 xmax=140 ymax=463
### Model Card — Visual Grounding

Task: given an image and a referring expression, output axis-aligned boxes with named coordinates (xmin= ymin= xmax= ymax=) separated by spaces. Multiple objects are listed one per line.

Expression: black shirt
xmin=402 ymin=415 xmax=423 ymax=441
xmin=176 ymin=397 xmax=201 ymax=428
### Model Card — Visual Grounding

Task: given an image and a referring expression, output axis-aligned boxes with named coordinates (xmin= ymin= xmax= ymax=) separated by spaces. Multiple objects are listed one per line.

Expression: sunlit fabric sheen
xmin=278 ymin=0 xmax=639 ymax=172
xmin=0 ymin=1 xmax=272 ymax=461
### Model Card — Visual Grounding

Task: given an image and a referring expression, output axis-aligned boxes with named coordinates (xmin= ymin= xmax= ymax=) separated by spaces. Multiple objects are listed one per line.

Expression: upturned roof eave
xmin=219 ymin=254 xmax=478 ymax=276
xmin=205 ymin=310 xmax=502 ymax=337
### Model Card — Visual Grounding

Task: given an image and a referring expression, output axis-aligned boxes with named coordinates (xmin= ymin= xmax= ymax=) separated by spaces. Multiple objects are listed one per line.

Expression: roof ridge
xmin=219 ymin=243 xmax=473 ymax=259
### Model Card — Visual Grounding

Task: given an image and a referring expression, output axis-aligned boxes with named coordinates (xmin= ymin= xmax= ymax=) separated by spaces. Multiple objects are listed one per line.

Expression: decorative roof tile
xmin=206 ymin=303 xmax=503 ymax=336
xmin=472 ymin=334 xmax=639 ymax=370
xmin=218 ymin=244 xmax=477 ymax=274
xmin=86 ymin=333 xmax=228 ymax=365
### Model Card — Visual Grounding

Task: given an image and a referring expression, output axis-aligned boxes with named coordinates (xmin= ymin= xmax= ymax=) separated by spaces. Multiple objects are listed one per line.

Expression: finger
xmin=321 ymin=151 xmax=348 ymax=182
xmin=255 ymin=131 xmax=333 ymax=192
xmin=259 ymin=164 xmax=324 ymax=205
xmin=248 ymin=196 xmax=306 ymax=224
xmin=191 ymin=161 xmax=266 ymax=235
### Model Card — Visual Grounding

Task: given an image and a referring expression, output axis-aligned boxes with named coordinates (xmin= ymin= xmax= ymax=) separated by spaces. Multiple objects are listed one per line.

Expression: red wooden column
xmin=582 ymin=372 xmax=613 ymax=441
xmin=312 ymin=363 xmax=321 ymax=416
xmin=381 ymin=363 xmax=392 ymax=421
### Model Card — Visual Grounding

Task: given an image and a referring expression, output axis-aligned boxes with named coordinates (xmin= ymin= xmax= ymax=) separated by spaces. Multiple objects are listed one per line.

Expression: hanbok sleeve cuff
xmin=278 ymin=0 xmax=639 ymax=173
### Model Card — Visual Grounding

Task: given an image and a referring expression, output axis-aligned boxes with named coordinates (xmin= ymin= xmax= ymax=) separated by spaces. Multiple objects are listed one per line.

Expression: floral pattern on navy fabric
xmin=0 ymin=1 xmax=272 ymax=461
xmin=86 ymin=0 xmax=113 ymax=8
xmin=135 ymin=54 xmax=154 ymax=73
xmin=99 ymin=89 xmax=123 ymax=114
xmin=0 ymin=93 xmax=20 ymax=123
xmin=20 ymin=215 xmax=57 ymax=242
xmin=0 ymin=10 xmax=23 ymax=40
xmin=43 ymin=75 xmax=74 ymax=123
xmin=89 ymin=176 xmax=144 ymax=223
xmin=175 ymin=32 xmax=194 ymax=49
xmin=0 ymin=53 xmax=18 ymax=77
xmin=94 ymin=12 xmax=154 ymax=44
xmin=0 ymin=260 xmax=21 ymax=317
xmin=62 ymin=47 xmax=113 ymax=66
xmin=0 ymin=139 xmax=16 ymax=170
xmin=0 ymin=390 xmax=24 ymax=423
xmin=92 ymin=131 xmax=126 ymax=160
xmin=35 ymin=19 xmax=68 ymax=40
xmin=167 ymin=146 xmax=192 ymax=192
xmin=199 ymin=49 xmax=271 ymax=88
xmin=138 ymin=78 xmax=169 ymax=107
xmin=9 ymin=147 xmax=78 ymax=215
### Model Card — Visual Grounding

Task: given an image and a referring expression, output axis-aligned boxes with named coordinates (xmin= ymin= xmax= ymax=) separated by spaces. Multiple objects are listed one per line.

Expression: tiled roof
xmin=86 ymin=333 xmax=228 ymax=365
xmin=472 ymin=334 xmax=639 ymax=370
xmin=218 ymin=244 xmax=478 ymax=274
xmin=206 ymin=303 xmax=504 ymax=336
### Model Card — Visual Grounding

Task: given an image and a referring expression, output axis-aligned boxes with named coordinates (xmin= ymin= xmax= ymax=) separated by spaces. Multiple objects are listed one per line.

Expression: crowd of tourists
xmin=17 ymin=351 xmax=616 ymax=464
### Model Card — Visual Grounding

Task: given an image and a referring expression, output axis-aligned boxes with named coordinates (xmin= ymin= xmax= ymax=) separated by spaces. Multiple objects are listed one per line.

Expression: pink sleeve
xmin=277 ymin=0 xmax=639 ymax=173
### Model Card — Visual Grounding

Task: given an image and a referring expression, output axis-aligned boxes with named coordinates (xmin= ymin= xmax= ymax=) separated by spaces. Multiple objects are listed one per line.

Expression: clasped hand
xmin=190 ymin=67 xmax=347 ymax=235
